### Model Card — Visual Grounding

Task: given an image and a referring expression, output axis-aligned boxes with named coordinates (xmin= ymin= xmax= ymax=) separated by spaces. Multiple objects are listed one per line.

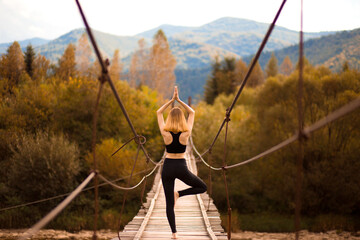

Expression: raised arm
xmin=175 ymin=87 xmax=195 ymax=132
xmin=157 ymin=91 xmax=175 ymax=134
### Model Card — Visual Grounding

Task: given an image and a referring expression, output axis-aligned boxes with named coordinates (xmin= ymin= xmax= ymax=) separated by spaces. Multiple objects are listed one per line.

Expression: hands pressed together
xmin=172 ymin=86 xmax=180 ymax=102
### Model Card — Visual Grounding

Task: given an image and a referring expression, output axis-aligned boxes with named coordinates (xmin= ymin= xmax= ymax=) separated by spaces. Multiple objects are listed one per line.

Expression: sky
xmin=0 ymin=0 xmax=359 ymax=43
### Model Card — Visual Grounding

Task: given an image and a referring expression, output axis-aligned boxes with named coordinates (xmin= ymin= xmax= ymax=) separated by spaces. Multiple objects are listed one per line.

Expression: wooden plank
xmin=113 ymin=145 xmax=227 ymax=240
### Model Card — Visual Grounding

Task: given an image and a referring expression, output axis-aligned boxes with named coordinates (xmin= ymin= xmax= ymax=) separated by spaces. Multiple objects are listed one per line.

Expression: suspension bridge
xmin=1 ymin=0 xmax=359 ymax=239
xmin=113 ymin=144 xmax=227 ymax=240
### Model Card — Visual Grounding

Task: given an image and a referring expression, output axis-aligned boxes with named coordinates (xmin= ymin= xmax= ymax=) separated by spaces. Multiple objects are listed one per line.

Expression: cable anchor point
xmin=225 ymin=108 xmax=231 ymax=122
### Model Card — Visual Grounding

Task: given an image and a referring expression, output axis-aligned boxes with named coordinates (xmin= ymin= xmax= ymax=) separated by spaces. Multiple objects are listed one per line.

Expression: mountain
xmin=3 ymin=17 xmax=331 ymax=68
xmin=136 ymin=24 xmax=196 ymax=39
xmin=169 ymin=17 xmax=332 ymax=56
xmin=2 ymin=17 xmax=348 ymax=99
xmin=0 ymin=37 xmax=50 ymax=54
xmin=244 ymin=28 xmax=360 ymax=72
xmin=34 ymin=29 xmax=142 ymax=63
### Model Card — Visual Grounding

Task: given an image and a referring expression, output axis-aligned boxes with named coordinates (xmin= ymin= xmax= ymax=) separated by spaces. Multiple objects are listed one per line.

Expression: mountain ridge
xmin=1 ymin=17 xmax=358 ymax=100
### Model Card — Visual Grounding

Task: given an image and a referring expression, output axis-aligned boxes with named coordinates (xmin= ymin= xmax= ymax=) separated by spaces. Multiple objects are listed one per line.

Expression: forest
xmin=0 ymin=29 xmax=359 ymax=233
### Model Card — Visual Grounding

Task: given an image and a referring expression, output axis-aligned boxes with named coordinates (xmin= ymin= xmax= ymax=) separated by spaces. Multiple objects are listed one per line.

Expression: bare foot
xmin=171 ymin=232 xmax=178 ymax=239
xmin=174 ymin=191 xmax=179 ymax=207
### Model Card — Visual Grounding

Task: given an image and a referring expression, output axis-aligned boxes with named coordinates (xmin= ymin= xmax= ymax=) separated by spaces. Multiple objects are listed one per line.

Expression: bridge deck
xmin=112 ymin=146 xmax=227 ymax=240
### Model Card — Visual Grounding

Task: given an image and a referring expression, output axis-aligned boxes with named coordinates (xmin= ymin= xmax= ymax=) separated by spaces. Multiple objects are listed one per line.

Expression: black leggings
xmin=161 ymin=158 xmax=207 ymax=233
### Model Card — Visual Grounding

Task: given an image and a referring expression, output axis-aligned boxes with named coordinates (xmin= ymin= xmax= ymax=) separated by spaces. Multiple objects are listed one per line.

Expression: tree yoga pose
xmin=157 ymin=86 xmax=207 ymax=239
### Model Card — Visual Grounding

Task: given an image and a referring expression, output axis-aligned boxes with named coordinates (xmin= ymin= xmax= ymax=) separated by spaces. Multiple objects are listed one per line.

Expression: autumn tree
xmin=89 ymin=60 xmax=101 ymax=80
xmin=280 ymin=56 xmax=293 ymax=76
xmin=109 ymin=49 xmax=122 ymax=81
xmin=0 ymin=41 xmax=25 ymax=89
xmin=76 ymin=33 xmax=92 ymax=77
xmin=342 ymin=61 xmax=350 ymax=72
xmin=265 ymin=53 xmax=278 ymax=78
xmin=147 ymin=30 xmax=176 ymax=98
xmin=247 ymin=60 xmax=264 ymax=87
xmin=129 ymin=38 xmax=149 ymax=88
xmin=33 ymin=54 xmax=50 ymax=82
xmin=57 ymin=43 xmax=76 ymax=80
xmin=24 ymin=44 xmax=36 ymax=78
xmin=235 ymin=58 xmax=247 ymax=85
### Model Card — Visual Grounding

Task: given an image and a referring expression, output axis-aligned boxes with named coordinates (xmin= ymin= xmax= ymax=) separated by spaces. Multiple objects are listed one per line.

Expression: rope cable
xmin=196 ymin=97 xmax=360 ymax=170
xmin=98 ymin=162 xmax=163 ymax=191
xmin=0 ymin=167 xmax=157 ymax=213
xmin=75 ymin=0 xmax=156 ymax=165
xmin=206 ymin=0 xmax=288 ymax=153
xmin=18 ymin=172 xmax=96 ymax=240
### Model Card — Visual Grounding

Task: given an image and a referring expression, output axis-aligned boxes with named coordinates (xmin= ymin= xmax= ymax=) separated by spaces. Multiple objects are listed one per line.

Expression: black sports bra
xmin=165 ymin=132 xmax=187 ymax=153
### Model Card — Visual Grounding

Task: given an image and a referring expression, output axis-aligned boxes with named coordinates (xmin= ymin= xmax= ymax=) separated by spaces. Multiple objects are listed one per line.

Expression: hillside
xmin=169 ymin=17 xmax=332 ymax=56
xmin=0 ymin=17 xmax=332 ymax=68
xmin=245 ymin=28 xmax=360 ymax=72
xmin=2 ymin=17 xmax=353 ymax=100
xmin=35 ymin=29 xmax=142 ymax=63
xmin=0 ymin=37 xmax=49 ymax=54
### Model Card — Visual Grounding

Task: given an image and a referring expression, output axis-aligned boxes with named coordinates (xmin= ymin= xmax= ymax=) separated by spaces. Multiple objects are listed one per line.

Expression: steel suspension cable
xmin=190 ymin=137 xmax=222 ymax=171
xmin=222 ymin=117 xmax=232 ymax=240
xmin=207 ymin=0 xmax=287 ymax=152
xmin=192 ymin=97 xmax=360 ymax=171
xmin=91 ymin=75 xmax=105 ymax=240
xmin=220 ymin=97 xmax=360 ymax=170
xmin=116 ymin=143 xmax=142 ymax=240
xmin=75 ymin=0 xmax=155 ymax=165
xmin=295 ymin=0 xmax=305 ymax=238
xmin=18 ymin=172 xmax=96 ymax=240
xmin=98 ymin=161 xmax=163 ymax=191
xmin=0 ymin=167 xmax=157 ymax=213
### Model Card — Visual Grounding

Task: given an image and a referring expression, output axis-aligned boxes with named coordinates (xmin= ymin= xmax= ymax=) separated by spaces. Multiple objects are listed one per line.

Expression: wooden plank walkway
xmin=112 ymin=145 xmax=227 ymax=240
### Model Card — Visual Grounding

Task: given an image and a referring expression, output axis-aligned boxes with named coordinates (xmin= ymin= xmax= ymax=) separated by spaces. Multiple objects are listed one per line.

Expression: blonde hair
xmin=164 ymin=107 xmax=189 ymax=132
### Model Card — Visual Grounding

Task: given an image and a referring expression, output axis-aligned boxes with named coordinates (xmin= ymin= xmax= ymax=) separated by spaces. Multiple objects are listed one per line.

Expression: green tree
xmin=342 ymin=60 xmax=350 ymax=72
xmin=24 ymin=44 xmax=36 ymax=78
xmin=204 ymin=57 xmax=237 ymax=104
xmin=8 ymin=132 xmax=80 ymax=201
xmin=265 ymin=53 xmax=278 ymax=78
xmin=57 ymin=43 xmax=76 ymax=80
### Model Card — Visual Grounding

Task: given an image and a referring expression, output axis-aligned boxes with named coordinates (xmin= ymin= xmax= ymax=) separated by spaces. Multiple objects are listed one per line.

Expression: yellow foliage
xmin=86 ymin=138 xmax=148 ymax=181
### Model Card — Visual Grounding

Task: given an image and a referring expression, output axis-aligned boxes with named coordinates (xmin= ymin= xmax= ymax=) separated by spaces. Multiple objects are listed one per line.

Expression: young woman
xmin=157 ymin=86 xmax=207 ymax=239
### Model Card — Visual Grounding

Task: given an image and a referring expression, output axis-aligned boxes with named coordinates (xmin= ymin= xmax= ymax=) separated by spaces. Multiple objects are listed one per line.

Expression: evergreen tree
xmin=204 ymin=57 xmax=237 ymax=104
xmin=57 ymin=43 xmax=76 ymax=80
xmin=204 ymin=58 xmax=221 ymax=104
xmin=280 ymin=55 xmax=293 ymax=76
xmin=342 ymin=61 xmax=350 ymax=72
xmin=265 ymin=53 xmax=278 ymax=78
xmin=24 ymin=44 xmax=36 ymax=78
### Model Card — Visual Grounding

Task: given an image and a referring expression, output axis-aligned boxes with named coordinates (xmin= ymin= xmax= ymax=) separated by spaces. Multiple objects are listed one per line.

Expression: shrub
xmin=8 ymin=131 xmax=81 ymax=202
